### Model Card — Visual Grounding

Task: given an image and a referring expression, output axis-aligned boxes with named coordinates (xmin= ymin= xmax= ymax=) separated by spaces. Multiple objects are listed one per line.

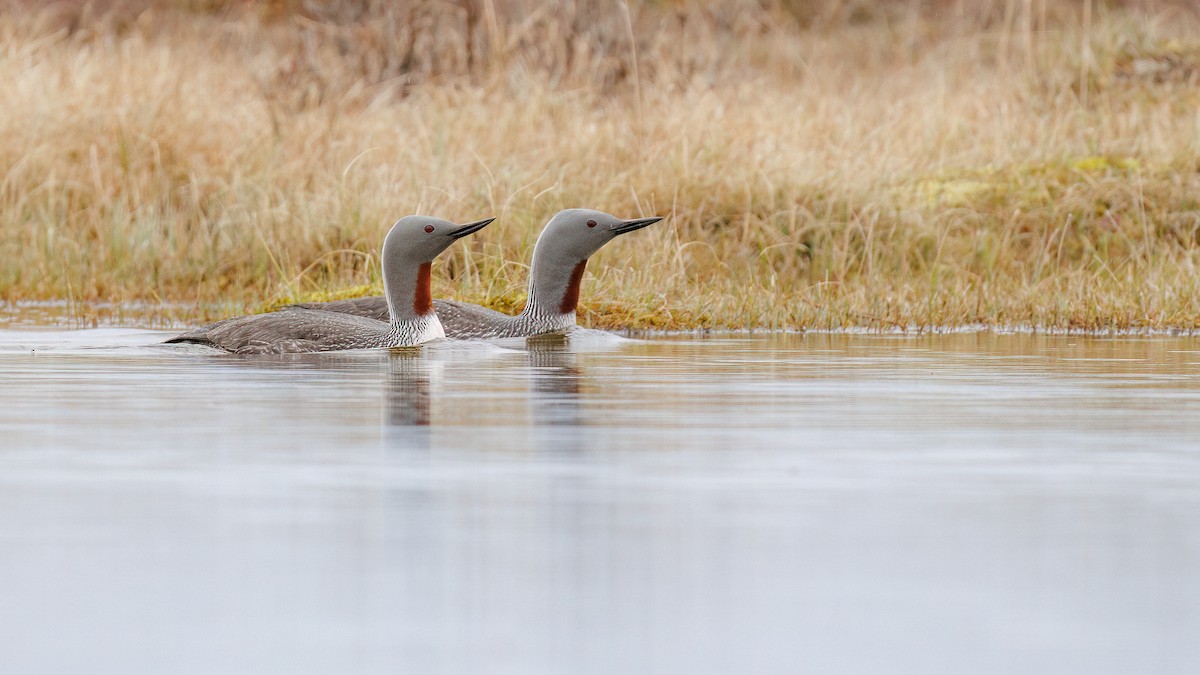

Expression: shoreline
xmin=3 ymin=299 xmax=1198 ymax=338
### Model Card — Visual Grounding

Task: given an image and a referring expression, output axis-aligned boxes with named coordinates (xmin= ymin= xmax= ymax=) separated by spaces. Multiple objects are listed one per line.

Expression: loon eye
xmin=586 ymin=220 xmax=597 ymax=228
xmin=424 ymin=225 xmax=435 ymax=233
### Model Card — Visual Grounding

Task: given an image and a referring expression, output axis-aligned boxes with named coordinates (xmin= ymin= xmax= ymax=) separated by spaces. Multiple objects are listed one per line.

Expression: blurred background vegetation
xmin=1 ymin=0 xmax=1199 ymax=330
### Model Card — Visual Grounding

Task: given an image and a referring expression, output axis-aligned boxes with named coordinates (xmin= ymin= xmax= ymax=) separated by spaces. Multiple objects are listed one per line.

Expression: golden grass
xmin=2 ymin=0 xmax=1200 ymax=331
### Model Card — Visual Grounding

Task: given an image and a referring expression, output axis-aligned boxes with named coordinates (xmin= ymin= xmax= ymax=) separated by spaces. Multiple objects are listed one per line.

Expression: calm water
xmin=1 ymin=329 xmax=1198 ymax=674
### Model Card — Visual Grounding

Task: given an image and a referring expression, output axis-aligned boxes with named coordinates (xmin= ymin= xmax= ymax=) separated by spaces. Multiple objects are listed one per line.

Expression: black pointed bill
xmin=611 ymin=216 xmax=663 ymax=235
xmin=450 ymin=217 xmax=495 ymax=239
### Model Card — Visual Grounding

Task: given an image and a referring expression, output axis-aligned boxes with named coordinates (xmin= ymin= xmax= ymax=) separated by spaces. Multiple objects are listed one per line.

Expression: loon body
xmin=294 ymin=209 xmax=662 ymax=339
xmin=166 ymin=215 xmax=493 ymax=354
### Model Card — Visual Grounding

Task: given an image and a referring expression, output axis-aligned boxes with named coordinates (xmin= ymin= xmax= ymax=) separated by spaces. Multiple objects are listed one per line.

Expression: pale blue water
xmin=1 ymin=329 xmax=1198 ymax=674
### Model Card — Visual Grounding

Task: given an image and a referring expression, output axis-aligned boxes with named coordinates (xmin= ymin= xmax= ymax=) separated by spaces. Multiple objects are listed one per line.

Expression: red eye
xmin=586 ymin=220 xmax=597 ymax=228
xmin=424 ymin=225 xmax=434 ymax=233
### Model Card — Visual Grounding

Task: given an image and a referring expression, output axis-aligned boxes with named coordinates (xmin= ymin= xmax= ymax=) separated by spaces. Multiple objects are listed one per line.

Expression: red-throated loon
xmin=293 ymin=209 xmax=662 ymax=339
xmin=165 ymin=215 xmax=494 ymax=353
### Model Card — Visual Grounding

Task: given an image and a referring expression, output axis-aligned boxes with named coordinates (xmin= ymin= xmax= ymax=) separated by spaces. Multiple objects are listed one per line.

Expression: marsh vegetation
xmin=2 ymin=0 xmax=1199 ymax=330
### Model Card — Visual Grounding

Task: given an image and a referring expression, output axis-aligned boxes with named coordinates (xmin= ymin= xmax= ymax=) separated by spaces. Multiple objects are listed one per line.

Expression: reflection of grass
xmin=2 ymin=1 xmax=1200 ymax=331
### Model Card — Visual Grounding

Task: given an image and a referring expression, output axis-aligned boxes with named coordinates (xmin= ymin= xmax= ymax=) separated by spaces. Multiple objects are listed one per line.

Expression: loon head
xmin=381 ymin=215 xmax=494 ymax=321
xmin=537 ymin=209 xmax=663 ymax=263
xmin=383 ymin=215 xmax=495 ymax=265
xmin=525 ymin=209 xmax=663 ymax=319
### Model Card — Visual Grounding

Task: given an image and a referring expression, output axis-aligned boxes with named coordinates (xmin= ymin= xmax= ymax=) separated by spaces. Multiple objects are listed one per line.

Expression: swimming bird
xmin=165 ymin=215 xmax=494 ymax=354
xmin=294 ymin=209 xmax=663 ymax=339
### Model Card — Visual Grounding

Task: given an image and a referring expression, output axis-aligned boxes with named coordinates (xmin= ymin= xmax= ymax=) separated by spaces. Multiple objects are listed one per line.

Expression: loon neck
xmin=521 ymin=255 xmax=586 ymax=322
xmin=384 ymin=260 xmax=438 ymax=327
xmin=412 ymin=262 xmax=433 ymax=316
xmin=558 ymin=260 xmax=587 ymax=314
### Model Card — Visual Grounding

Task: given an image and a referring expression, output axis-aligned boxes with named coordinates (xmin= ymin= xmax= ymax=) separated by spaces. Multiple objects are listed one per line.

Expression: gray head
xmin=534 ymin=209 xmax=663 ymax=263
xmin=382 ymin=215 xmax=495 ymax=265
xmin=381 ymin=215 xmax=494 ymax=321
xmin=524 ymin=209 xmax=662 ymax=318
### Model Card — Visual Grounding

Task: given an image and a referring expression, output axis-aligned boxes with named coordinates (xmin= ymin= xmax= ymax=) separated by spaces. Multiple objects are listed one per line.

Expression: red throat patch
xmin=559 ymin=260 xmax=587 ymax=314
xmin=413 ymin=262 xmax=433 ymax=315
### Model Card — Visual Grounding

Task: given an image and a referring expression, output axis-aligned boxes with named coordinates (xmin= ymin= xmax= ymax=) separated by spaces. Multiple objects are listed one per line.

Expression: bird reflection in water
xmin=383 ymin=348 xmax=432 ymax=451
xmin=526 ymin=334 xmax=587 ymax=454
xmin=526 ymin=335 xmax=582 ymax=426
xmin=381 ymin=335 xmax=592 ymax=454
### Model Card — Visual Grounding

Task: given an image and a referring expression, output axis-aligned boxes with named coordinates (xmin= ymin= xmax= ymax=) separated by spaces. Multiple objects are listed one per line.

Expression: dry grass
xmin=2 ymin=0 xmax=1200 ymax=331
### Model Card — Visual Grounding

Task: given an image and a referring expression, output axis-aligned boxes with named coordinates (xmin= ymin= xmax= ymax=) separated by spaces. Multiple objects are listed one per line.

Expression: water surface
xmin=2 ymin=329 xmax=1198 ymax=674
